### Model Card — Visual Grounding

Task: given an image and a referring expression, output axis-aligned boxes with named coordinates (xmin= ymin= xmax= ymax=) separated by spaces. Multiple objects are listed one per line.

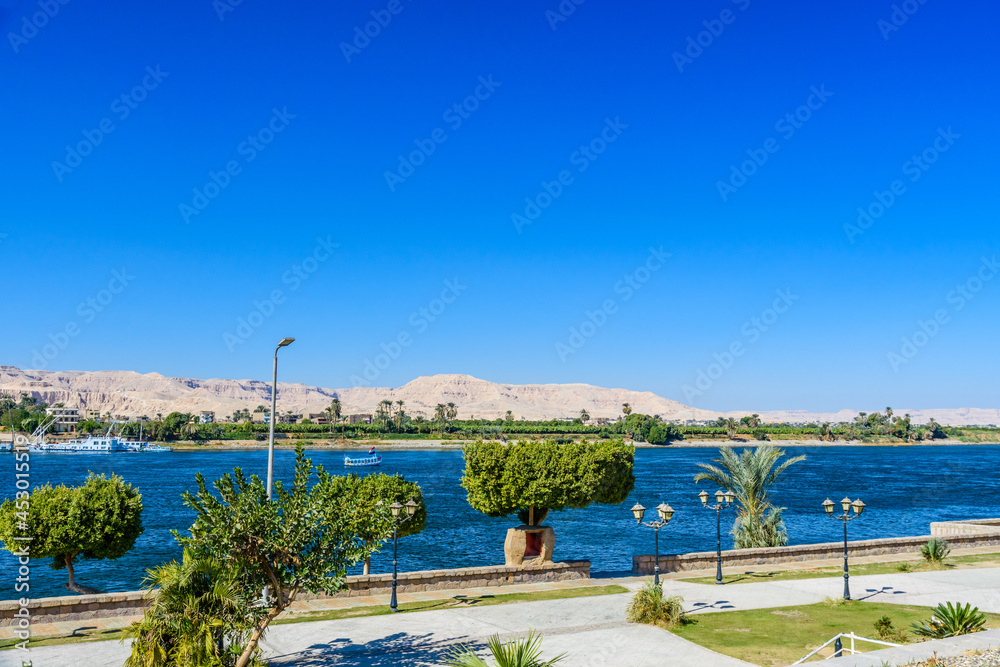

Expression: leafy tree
xmin=461 ymin=439 xmax=634 ymax=527
xmin=336 ymin=473 xmax=425 ymax=575
xmin=0 ymin=473 xmax=143 ymax=594
xmin=693 ymin=445 xmax=805 ymax=549
xmin=622 ymin=403 xmax=632 ymax=417
xmin=123 ymin=549 xmax=260 ymax=667
xmin=579 ymin=409 xmax=590 ymax=423
xmin=178 ymin=445 xmax=391 ymax=667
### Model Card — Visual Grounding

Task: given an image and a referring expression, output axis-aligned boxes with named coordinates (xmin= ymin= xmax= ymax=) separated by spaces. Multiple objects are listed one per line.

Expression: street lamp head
xmin=840 ymin=497 xmax=852 ymax=513
xmin=405 ymin=499 xmax=419 ymax=517
xmin=725 ymin=491 xmax=735 ymax=506
xmin=714 ymin=490 xmax=725 ymax=506
xmin=390 ymin=502 xmax=403 ymax=518
xmin=823 ymin=498 xmax=835 ymax=515
xmin=630 ymin=503 xmax=646 ymax=524
xmin=851 ymin=499 xmax=866 ymax=516
xmin=657 ymin=503 xmax=675 ymax=524
xmin=698 ymin=490 xmax=709 ymax=506
xmin=277 ymin=337 xmax=295 ymax=348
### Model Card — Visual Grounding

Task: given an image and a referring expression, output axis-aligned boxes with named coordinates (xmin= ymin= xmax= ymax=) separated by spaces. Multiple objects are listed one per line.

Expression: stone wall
xmin=633 ymin=522 xmax=1000 ymax=575
xmin=0 ymin=560 xmax=590 ymax=626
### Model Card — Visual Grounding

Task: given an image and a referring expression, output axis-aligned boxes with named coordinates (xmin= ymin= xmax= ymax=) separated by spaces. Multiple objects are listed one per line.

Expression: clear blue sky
xmin=2 ymin=0 xmax=997 ymax=411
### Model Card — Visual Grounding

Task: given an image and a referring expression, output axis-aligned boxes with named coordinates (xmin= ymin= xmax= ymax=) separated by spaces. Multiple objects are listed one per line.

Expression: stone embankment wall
xmin=0 ymin=560 xmax=589 ymax=626
xmin=633 ymin=519 xmax=1000 ymax=575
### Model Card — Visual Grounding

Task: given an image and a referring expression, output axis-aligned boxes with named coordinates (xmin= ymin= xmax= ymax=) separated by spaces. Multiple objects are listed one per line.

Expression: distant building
xmin=594 ymin=417 xmax=610 ymax=425
xmin=199 ymin=411 xmax=215 ymax=424
xmin=252 ymin=412 xmax=270 ymax=424
xmin=348 ymin=413 xmax=373 ymax=424
xmin=276 ymin=413 xmax=301 ymax=424
xmin=45 ymin=406 xmax=81 ymax=433
xmin=84 ymin=409 xmax=101 ymax=422
xmin=308 ymin=413 xmax=329 ymax=424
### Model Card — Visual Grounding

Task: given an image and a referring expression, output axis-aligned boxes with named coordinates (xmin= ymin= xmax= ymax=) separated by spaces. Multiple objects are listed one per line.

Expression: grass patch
xmin=670 ymin=601 xmax=1000 ymax=667
xmin=680 ymin=552 xmax=1000 ymax=585
xmin=0 ymin=585 xmax=627 ymax=651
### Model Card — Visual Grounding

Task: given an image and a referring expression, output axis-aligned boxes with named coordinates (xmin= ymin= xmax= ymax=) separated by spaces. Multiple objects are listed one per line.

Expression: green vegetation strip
xmin=679 ymin=552 xmax=1000 ymax=585
xmin=0 ymin=584 xmax=627 ymax=651
xmin=670 ymin=601 xmax=1000 ymax=667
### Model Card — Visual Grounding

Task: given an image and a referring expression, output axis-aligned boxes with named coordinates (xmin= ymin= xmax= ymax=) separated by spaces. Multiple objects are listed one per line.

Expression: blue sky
xmin=2 ymin=0 xmax=997 ymax=411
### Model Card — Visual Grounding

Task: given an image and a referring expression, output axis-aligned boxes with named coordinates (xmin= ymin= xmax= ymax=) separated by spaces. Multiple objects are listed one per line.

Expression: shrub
xmin=896 ymin=562 xmax=913 ymax=573
xmin=626 ymin=582 xmax=685 ymax=628
xmin=444 ymin=630 xmax=565 ymax=667
xmin=921 ymin=538 xmax=951 ymax=564
xmin=873 ymin=615 xmax=908 ymax=643
xmin=911 ymin=602 xmax=987 ymax=639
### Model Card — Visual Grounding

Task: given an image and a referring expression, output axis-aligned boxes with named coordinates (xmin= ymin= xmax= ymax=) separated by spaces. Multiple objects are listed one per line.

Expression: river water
xmin=1 ymin=445 xmax=997 ymax=599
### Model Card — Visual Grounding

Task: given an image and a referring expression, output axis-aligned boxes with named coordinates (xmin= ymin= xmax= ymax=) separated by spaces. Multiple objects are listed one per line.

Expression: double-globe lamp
xmin=631 ymin=501 xmax=675 ymax=586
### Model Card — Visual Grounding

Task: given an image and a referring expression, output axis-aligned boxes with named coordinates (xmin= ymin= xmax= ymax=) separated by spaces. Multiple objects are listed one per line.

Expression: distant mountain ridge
xmin=1 ymin=366 xmax=997 ymax=426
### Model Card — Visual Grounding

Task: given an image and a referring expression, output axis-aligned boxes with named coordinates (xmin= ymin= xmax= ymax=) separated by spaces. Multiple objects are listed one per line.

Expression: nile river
xmin=1 ymin=445 xmax=997 ymax=599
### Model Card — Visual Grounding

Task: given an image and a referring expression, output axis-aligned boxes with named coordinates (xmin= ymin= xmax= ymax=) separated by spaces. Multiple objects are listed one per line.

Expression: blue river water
xmin=1 ymin=445 xmax=998 ymax=600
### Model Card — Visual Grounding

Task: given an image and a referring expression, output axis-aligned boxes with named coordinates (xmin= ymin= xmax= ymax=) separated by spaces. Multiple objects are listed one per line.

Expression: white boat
xmin=344 ymin=454 xmax=382 ymax=467
xmin=28 ymin=420 xmax=172 ymax=453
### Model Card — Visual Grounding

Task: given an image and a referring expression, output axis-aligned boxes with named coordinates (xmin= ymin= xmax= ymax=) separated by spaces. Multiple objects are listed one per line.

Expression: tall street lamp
xmin=823 ymin=496 xmax=867 ymax=601
xmin=266 ymin=337 xmax=295 ymax=501
xmin=631 ymin=501 xmax=675 ymax=586
xmin=389 ymin=499 xmax=420 ymax=613
xmin=699 ymin=489 xmax=735 ymax=585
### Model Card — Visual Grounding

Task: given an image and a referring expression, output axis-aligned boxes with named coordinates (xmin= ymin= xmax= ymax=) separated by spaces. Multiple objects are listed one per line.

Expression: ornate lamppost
xmin=823 ymin=496 xmax=866 ymax=601
xmin=699 ymin=489 xmax=735 ymax=585
xmin=389 ymin=499 xmax=420 ymax=613
xmin=630 ymin=501 xmax=675 ymax=585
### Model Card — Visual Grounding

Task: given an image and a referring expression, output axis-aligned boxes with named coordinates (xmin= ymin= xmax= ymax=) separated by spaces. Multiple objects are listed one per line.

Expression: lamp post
xmin=389 ymin=499 xmax=419 ymax=613
xmin=630 ymin=501 xmax=675 ymax=586
xmin=823 ymin=496 xmax=866 ymax=601
xmin=699 ymin=489 xmax=735 ymax=585
xmin=266 ymin=337 xmax=295 ymax=501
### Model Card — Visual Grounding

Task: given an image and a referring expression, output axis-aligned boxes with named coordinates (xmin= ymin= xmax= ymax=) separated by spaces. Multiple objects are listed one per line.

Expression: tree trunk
xmin=64 ymin=554 xmax=102 ymax=595
xmin=234 ymin=588 xmax=298 ymax=667
xmin=364 ymin=554 xmax=371 ymax=576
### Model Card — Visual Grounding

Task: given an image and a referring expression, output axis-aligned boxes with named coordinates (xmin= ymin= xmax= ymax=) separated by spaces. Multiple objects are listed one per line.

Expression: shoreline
xmin=160 ymin=437 xmax=995 ymax=452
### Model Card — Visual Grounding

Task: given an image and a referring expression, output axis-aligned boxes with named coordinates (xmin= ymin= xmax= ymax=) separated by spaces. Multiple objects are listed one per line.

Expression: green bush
xmin=444 ymin=630 xmax=565 ymax=667
xmin=921 ymin=538 xmax=951 ymax=563
xmin=625 ymin=582 xmax=685 ymax=628
xmin=911 ymin=602 xmax=987 ymax=638
xmin=873 ymin=615 xmax=908 ymax=643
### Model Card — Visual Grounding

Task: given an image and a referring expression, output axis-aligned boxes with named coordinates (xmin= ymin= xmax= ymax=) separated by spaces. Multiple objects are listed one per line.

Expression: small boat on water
xmin=344 ymin=447 xmax=381 ymax=467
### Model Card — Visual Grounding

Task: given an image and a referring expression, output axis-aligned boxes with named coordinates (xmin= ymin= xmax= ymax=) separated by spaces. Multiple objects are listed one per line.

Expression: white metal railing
xmin=792 ymin=632 xmax=902 ymax=664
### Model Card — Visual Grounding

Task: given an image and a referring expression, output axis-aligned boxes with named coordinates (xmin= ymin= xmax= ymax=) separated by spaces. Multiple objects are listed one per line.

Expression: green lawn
xmin=0 ymin=584 xmax=627 ymax=651
xmin=680 ymin=552 xmax=1000 ymax=586
xmin=670 ymin=600 xmax=1000 ymax=666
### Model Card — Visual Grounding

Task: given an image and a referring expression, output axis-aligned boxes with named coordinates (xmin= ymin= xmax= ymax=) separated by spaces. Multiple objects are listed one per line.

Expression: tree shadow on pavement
xmin=268 ymin=631 xmax=483 ymax=666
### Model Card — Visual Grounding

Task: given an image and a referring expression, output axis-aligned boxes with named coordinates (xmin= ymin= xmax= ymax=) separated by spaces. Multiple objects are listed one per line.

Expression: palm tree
xmin=123 ymin=550 xmax=254 ymax=667
xmin=693 ymin=445 xmax=806 ymax=549
xmin=326 ymin=397 xmax=342 ymax=435
xmin=396 ymin=400 xmax=406 ymax=432
xmin=724 ymin=417 xmax=739 ymax=440
xmin=579 ymin=409 xmax=590 ymax=423
xmin=446 ymin=402 xmax=457 ymax=421
xmin=445 ymin=630 xmax=565 ymax=667
xmin=622 ymin=403 xmax=632 ymax=417
xmin=504 ymin=410 xmax=513 ymax=423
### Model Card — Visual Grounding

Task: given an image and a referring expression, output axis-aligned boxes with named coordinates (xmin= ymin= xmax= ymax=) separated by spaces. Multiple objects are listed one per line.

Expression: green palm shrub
xmin=911 ymin=602 xmax=987 ymax=638
xmin=123 ymin=549 xmax=262 ymax=667
xmin=873 ymin=615 xmax=908 ymax=643
xmin=921 ymin=538 xmax=951 ymax=564
xmin=625 ymin=582 xmax=685 ymax=628
xmin=444 ymin=630 xmax=565 ymax=667
xmin=693 ymin=445 xmax=805 ymax=548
